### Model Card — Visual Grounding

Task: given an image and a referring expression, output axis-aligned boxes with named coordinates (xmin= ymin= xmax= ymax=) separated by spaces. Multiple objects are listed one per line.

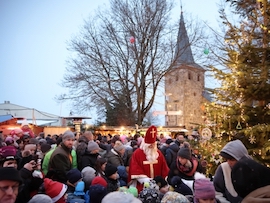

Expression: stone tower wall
xmin=165 ymin=65 xmax=205 ymax=129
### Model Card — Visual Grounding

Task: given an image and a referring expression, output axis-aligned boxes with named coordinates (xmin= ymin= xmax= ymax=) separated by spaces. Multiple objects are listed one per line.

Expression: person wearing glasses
xmin=0 ymin=167 xmax=22 ymax=203
xmin=0 ymin=145 xmax=43 ymax=203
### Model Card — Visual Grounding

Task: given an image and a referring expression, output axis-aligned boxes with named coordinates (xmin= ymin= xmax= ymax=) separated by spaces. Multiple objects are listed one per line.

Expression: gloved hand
xmin=137 ymin=177 xmax=151 ymax=184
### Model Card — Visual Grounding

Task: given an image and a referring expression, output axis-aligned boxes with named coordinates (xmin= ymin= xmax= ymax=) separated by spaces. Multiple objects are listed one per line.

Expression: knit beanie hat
xmin=153 ymin=176 xmax=167 ymax=189
xmin=91 ymin=176 xmax=108 ymax=188
xmin=177 ymin=142 xmax=191 ymax=160
xmin=165 ymin=139 xmax=173 ymax=145
xmin=10 ymin=128 xmax=23 ymax=137
xmin=39 ymin=138 xmax=47 ymax=145
xmin=161 ymin=191 xmax=189 ymax=203
xmin=5 ymin=136 xmax=14 ymax=145
xmin=28 ymin=194 xmax=53 ymax=203
xmin=44 ymin=178 xmax=68 ymax=202
xmin=40 ymin=143 xmax=52 ymax=153
xmin=113 ymin=141 xmax=125 ymax=152
xmin=102 ymin=191 xmax=142 ymax=203
xmin=139 ymin=188 xmax=161 ymax=203
xmin=29 ymin=138 xmax=39 ymax=144
xmin=66 ymin=168 xmax=82 ymax=185
xmin=21 ymin=134 xmax=30 ymax=141
xmin=0 ymin=146 xmax=17 ymax=161
xmin=120 ymin=135 xmax=127 ymax=143
xmin=130 ymin=140 xmax=138 ymax=148
xmin=87 ymin=141 xmax=100 ymax=152
xmin=0 ymin=167 xmax=22 ymax=184
xmin=62 ymin=130 xmax=75 ymax=141
xmin=89 ymin=184 xmax=108 ymax=203
xmin=74 ymin=181 xmax=85 ymax=196
xmin=105 ymin=164 xmax=118 ymax=177
xmin=81 ymin=166 xmax=96 ymax=185
xmin=194 ymin=179 xmax=215 ymax=203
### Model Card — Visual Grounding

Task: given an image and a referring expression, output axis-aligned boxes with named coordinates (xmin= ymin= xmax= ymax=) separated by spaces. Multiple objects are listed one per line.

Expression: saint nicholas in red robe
xmin=128 ymin=125 xmax=169 ymax=192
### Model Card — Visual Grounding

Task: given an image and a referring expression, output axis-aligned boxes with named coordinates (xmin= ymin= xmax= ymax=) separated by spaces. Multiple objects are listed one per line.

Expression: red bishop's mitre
xmin=144 ymin=125 xmax=157 ymax=144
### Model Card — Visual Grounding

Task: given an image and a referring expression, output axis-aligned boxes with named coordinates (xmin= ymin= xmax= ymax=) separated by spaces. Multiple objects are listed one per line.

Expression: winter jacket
xmin=106 ymin=177 xmax=120 ymax=193
xmin=80 ymin=151 xmax=100 ymax=170
xmin=105 ymin=149 xmax=124 ymax=167
xmin=231 ymin=156 xmax=270 ymax=199
xmin=214 ymin=163 xmax=243 ymax=203
xmin=42 ymin=146 xmax=77 ymax=175
xmin=48 ymin=143 xmax=75 ymax=183
xmin=165 ymin=143 xmax=179 ymax=167
xmin=75 ymin=137 xmax=88 ymax=170
xmin=168 ymin=156 xmax=202 ymax=182
xmin=15 ymin=167 xmax=43 ymax=203
xmin=214 ymin=140 xmax=249 ymax=203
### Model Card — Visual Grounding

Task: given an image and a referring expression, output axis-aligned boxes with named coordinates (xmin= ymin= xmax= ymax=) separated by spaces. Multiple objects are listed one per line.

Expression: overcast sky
xmin=0 ymin=0 xmax=220 ymax=125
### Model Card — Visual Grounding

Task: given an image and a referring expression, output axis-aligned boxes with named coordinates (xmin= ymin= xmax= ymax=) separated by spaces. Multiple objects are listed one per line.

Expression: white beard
xmin=140 ymin=139 xmax=159 ymax=162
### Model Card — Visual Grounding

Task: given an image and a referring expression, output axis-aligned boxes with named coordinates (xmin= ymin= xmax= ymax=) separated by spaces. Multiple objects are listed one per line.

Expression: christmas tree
xmin=204 ymin=0 xmax=270 ymax=166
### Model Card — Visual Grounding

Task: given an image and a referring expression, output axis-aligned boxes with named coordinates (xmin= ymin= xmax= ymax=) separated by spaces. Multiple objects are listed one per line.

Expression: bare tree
xmin=58 ymin=0 xmax=207 ymax=125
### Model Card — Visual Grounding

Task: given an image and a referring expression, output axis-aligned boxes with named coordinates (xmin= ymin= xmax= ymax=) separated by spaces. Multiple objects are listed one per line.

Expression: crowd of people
xmin=0 ymin=123 xmax=269 ymax=203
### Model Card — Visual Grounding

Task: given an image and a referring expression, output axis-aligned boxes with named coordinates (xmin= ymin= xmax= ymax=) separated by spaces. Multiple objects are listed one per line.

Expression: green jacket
xmin=42 ymin=145 xmax=77 ymax=175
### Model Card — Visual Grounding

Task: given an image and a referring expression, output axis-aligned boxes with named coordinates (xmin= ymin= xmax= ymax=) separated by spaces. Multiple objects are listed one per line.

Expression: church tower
xmin=165 ymin=11 xmax=205 ymax=129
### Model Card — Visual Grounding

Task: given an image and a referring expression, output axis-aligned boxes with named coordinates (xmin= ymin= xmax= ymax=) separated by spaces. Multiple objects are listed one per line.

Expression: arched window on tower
xmin=176 ymin=75 xmax=179 ymax=81
xmin=197 ymin=74 xmax=200 ymax=81
xmin=188 ymin=72 xmax=192 ymax=80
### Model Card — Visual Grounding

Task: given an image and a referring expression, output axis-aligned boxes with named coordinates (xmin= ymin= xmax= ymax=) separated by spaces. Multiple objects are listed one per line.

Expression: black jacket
xmin=80 ymin=151 xmax=100 ymax=170
xmin=165 ymin=143 xmax=179 ymax=168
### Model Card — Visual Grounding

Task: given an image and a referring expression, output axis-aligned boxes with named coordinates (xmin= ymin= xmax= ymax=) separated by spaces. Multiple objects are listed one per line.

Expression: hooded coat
xmin=213 ymin=140 xmax=249 ymax=203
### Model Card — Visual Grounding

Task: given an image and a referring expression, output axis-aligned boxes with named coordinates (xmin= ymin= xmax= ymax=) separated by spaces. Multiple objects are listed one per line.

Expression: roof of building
xmin=0 ymin=114 xmax=14 ymax=124
xmin=0 ymin=101 xmax=60 ymax=125
xmin=174 ymin=12 xmax=205 ymax=71
xmin=0 ymin=101 xmax=59 ymax=120
xmin=0 ymin=101 xmax=92 ymax=126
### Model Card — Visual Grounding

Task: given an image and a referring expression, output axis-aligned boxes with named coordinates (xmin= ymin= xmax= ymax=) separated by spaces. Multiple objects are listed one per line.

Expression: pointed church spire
xmin=175 ymin=11 xmax=195 ymax=65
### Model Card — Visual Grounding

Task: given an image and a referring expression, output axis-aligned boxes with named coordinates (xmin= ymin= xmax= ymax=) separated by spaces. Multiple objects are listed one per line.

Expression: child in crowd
xmin=95 ymin=157 xmax=107 ymax=178
xmin=66 ymin=168 xmax=83 ymax=193
xmin=28 ymin=194 xmax=53 ymax=203
xmin=161 ymin=191 xmax=190 ymax=203
xmin=43 ymin=178 xmax=68 ymax=203
xmin=104 ymin=164 xmax=120 ymax=192
xmin=81 ymin=166 xmax=96 ymax=191
xmin=194 ymin=178 xmax=220 ymax=203
xmin=89 ymin=176 xmax=108 ymax=203
xmin=102 ymin=191 xmax=142 ymax=203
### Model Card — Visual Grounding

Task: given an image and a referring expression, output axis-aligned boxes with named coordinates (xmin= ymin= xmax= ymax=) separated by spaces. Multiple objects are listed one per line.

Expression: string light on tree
xmin=249 ymin=134 xmax=256 ymax=144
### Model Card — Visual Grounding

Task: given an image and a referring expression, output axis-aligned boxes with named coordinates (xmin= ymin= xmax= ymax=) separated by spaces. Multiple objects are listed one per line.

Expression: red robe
xmin=128 ymin=148 xmax=169 ymax=192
